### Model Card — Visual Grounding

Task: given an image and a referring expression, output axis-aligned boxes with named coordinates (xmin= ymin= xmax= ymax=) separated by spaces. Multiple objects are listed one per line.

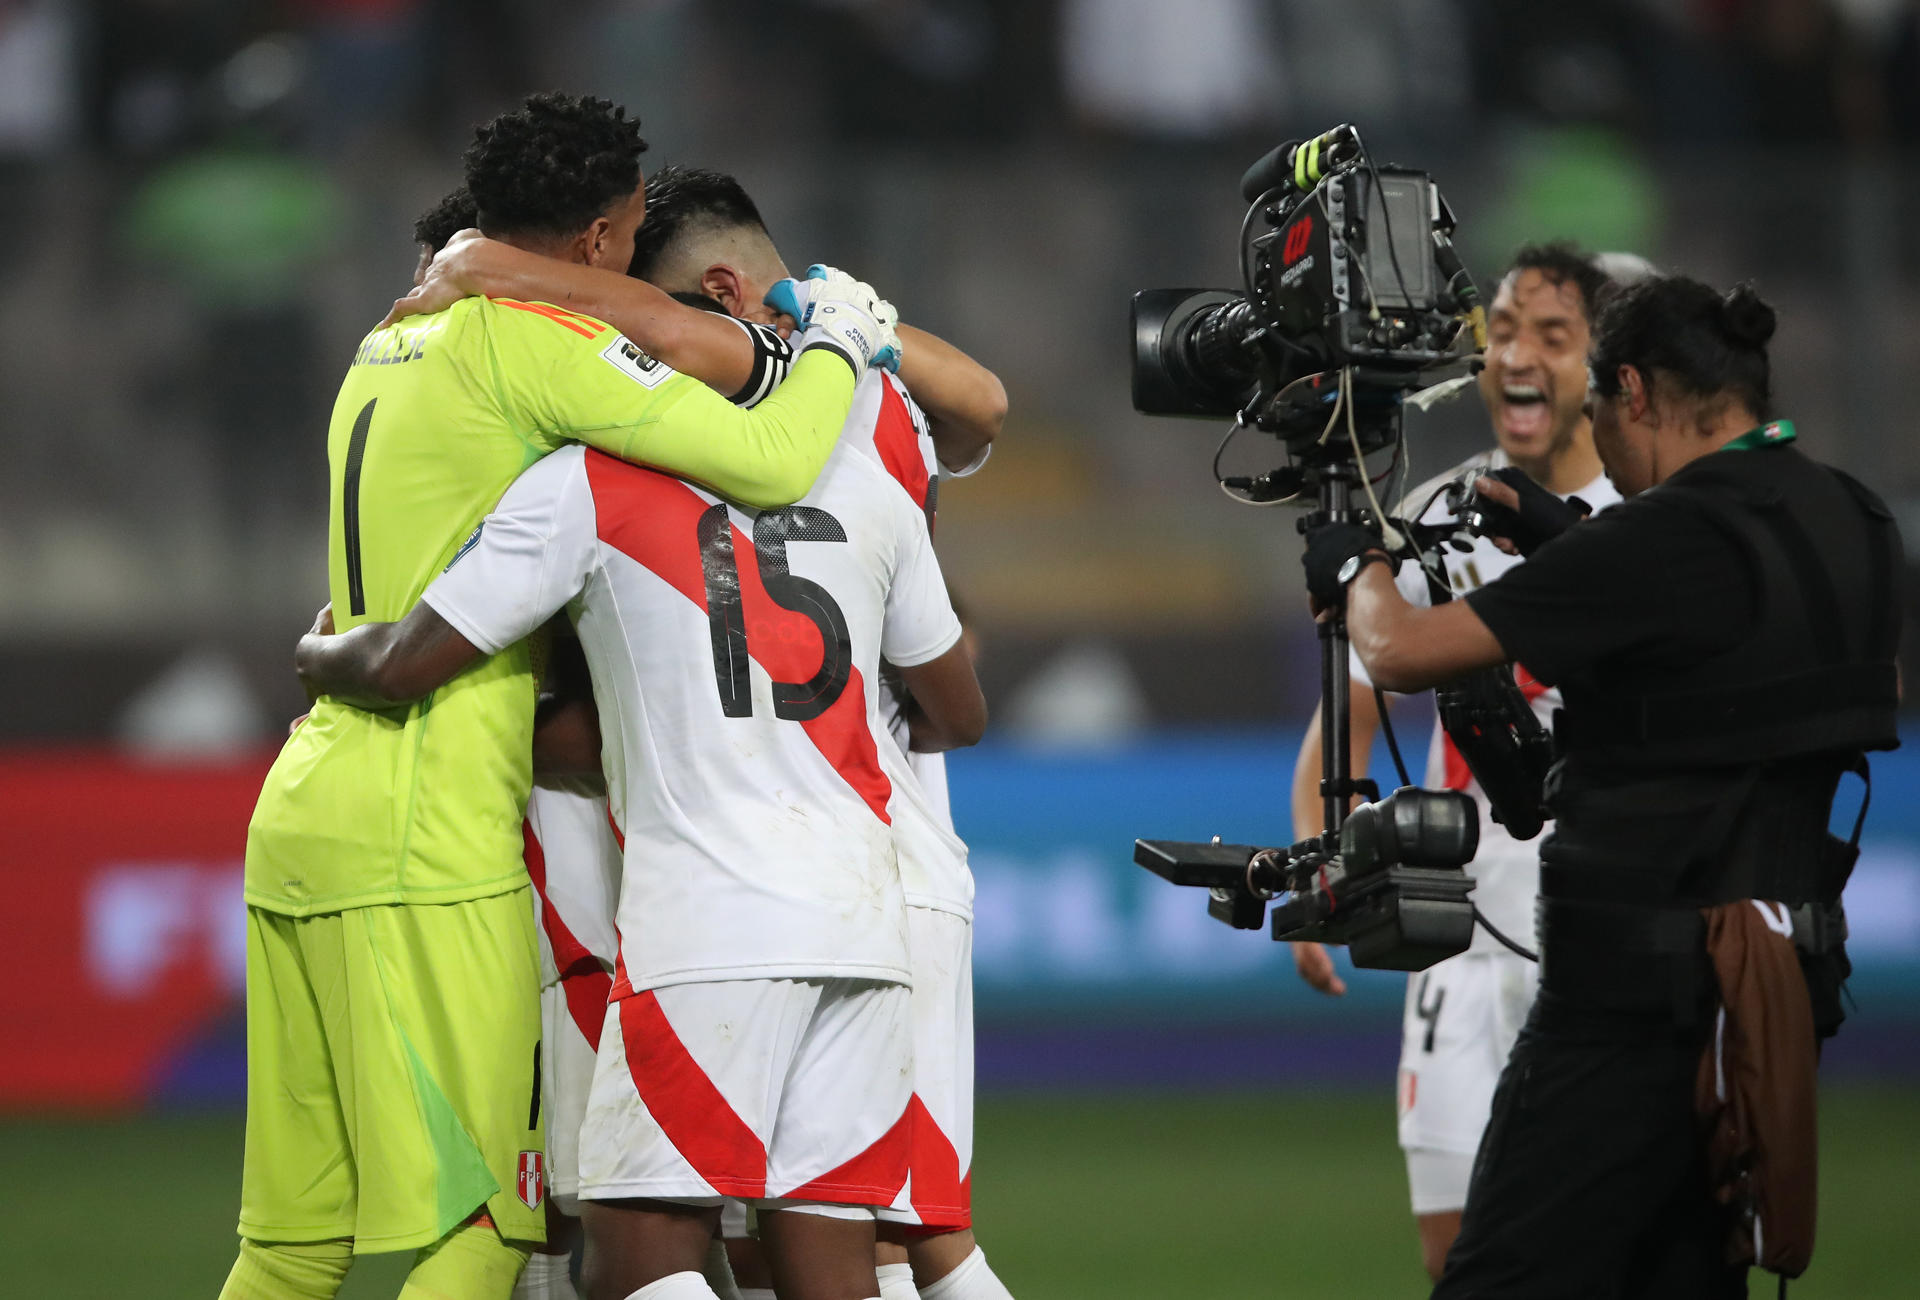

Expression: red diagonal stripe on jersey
xmin=904 ymin=1093 xmax=970 ymax=1226
xmin=619 ymin=989 xmax=768 ymax=1198
xmin=522 ymin=820 xmax=613 ymax=1046
xmin=1442 ymin=733 xmax=1473 ymax=792
xmin=782 ymin=1097 xmax=912 ymax=1203
xmin=873 ymin=376 xmax=931 ymax=514
xmin=582 ymin=452 xmax=892 ymax=824
xmin=492 ymin=298 xmax=599 ymax=338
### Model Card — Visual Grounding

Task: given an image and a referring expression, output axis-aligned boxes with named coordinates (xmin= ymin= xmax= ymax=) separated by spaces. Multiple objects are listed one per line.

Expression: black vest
xmin=1537 ymin=444 xmax=1901 ymax=1014
xmin=1555 ymin=444 xmax=1900 ymax=769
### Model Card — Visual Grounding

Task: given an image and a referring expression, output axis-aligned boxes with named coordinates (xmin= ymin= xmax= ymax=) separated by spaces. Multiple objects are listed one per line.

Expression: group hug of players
xmin=224 ymin=92 xmax=1014 ymax=1300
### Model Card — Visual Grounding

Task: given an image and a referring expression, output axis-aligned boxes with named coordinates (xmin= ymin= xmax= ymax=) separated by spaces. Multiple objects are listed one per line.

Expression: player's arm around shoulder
xmin=483 ymin=286 xmax=892 ymax=510
xmin=296 ymin=601 xmax=482 ymax=710
xmin=298 ymin=448 xmax=600 ymax=710
xmin=387 ymin=232 xmax=766 ymax=395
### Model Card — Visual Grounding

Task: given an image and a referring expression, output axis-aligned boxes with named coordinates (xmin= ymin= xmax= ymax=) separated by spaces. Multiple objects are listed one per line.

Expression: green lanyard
xmin=1719 ymin=419 xmax=1797 ymax=452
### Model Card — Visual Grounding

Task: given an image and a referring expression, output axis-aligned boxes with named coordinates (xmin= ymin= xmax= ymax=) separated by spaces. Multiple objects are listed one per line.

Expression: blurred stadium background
xmin=4 ymin=0 xmax=1919 ymax=1293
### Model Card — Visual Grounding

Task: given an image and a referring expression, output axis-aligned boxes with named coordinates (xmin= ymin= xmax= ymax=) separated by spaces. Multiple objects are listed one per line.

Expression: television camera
xmin=1129 ymin=125 xmax=1550 ymax=969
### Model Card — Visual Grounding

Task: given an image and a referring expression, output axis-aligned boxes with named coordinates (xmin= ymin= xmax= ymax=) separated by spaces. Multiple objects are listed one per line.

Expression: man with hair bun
xmin=1303 ymin=275 xmax=1902 ymax=1296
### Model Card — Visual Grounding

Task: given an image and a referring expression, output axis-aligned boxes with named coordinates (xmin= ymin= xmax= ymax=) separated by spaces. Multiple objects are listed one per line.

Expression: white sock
xmin=877 ymin=1260 xmax=921 ymax=1300
xmin=513 ymin=1250 xmax=580 ymax=1300
xmin=624 ymin=1271 xmax=723 ymax=1300
xmin=918 ymin=1248 xmax=1014 ymax=1300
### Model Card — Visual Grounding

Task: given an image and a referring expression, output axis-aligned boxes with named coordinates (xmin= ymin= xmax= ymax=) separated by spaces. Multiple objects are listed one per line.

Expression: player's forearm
xmin=447 ymin=239 xmax=756 ymax=394
xmin=296 ymin=624 xmax=415 ymax=709
xmin=1291 ymin=706 xmax=1328 ymax=839
xmin=587 ymin=348 xmax=855 ymax=508
xmin=533 ymin=697 xmax=604 ymax=781
xmin=297 ymin=606 xmax=482 ymax=709
xmin=904 ymin=697 xmax=986 ymax=753
xmin=895 ymin=325 xmax=1005 ymax=473
xmin=898 ymin=644 xmax=988 ymax=752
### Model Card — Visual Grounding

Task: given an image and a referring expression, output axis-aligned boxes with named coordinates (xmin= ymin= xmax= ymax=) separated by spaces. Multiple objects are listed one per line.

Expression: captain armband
xmin=726 ymin=318 xmax=795 ymax=408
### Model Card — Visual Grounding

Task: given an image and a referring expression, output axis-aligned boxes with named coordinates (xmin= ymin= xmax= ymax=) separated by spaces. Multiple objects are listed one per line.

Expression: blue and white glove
xmin=762 ymin=264 xmax=857 ymax=328
xmin=764 ymin=264 xmax=902 ymax=378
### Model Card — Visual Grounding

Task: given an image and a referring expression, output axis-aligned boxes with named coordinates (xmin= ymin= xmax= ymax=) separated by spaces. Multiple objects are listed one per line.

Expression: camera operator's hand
xmin=1467 ymin=467 xmax=1590 ymax=558
xmin=1303 ymin=521 xmax=1393 ymax=612
xmin=1291 ymin=941 xmax=1348 ymax=996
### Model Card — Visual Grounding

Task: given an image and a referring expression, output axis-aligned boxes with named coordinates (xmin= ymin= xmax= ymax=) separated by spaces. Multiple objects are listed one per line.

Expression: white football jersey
xmin=1353 ymin=449 xmax=1620 ymax=952
xmin=425 ymin=436 xmax=963 ymax=992
xmin=847 ymin=370 xmax=974 ymax=919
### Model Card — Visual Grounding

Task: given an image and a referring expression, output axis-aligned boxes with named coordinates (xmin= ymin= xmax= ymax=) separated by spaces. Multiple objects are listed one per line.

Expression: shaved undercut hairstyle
xmin=463 ymin=92 xmax=648 ymax=240
xmin=628 ymin=164 xmax=772 ymax=280
xmin=412 ymin=186 xmax=477 ymax=256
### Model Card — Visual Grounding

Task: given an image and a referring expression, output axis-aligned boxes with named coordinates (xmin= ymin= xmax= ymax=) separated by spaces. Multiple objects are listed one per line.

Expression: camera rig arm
xmin=1133 ymin=786 xmax=1481 ymax=971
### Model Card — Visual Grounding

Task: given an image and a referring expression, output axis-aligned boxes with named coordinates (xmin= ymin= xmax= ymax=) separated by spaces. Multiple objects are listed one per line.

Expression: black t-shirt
xmin=1464 ymin=468 xmax=1759 ymax=696
xmin=1463 ymin=448 xmax=1825 ymax=897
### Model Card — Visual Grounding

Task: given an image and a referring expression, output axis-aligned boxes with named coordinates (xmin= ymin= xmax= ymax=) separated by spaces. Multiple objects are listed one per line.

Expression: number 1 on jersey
xmin=696 ymin=503 xmax=852 ymax=721
xmin=342 ymin=398 xmax=376 ymax=617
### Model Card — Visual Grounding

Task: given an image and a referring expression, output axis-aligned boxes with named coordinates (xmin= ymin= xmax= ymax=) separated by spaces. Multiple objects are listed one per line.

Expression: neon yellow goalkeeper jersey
xmin=245 ymin=295 xmax=855 ymax=915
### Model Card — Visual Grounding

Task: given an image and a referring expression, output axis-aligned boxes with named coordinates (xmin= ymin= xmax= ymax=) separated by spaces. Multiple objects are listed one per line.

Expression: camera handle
xmin=1310 ymin=459 xmax=1378 ymax=834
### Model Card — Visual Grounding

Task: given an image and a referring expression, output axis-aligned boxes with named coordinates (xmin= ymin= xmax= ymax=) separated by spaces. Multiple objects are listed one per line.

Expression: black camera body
xmin=1136 ymin=787 xmax=1480 ymax=971
xmin=1130 ymin=125 xmax=1475 ymax=455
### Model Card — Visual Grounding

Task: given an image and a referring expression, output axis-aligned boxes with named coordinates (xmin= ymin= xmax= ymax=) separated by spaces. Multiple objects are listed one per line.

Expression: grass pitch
xmin=10 ymin=1087 xmax=1914 ymax=1297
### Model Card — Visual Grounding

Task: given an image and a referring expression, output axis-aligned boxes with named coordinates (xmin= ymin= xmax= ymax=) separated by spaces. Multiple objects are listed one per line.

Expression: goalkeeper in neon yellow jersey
xmin=222 ymin=93 xmax=900 ymax=1300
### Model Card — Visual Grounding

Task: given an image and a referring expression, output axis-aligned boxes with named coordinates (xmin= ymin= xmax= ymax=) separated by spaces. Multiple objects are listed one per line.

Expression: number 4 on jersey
xmin=697 ymin=504 xmax=853 ymax=721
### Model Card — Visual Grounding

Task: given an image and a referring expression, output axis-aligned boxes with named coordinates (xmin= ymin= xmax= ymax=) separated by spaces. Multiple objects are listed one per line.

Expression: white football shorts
xmin=1397 ymin=949 xmax=1539 ymax=1214
xmin=540 ymin=977 xmax=604 ymax=1212
xmin=578 ymin=977 xmax=913 ymax=1209
xmin=878 ymin=907 xmax=974 ymax=1230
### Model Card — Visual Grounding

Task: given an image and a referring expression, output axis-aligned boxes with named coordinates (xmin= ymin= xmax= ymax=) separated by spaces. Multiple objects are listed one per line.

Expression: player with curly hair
xmin=222 ymin=92 xmax=900 ymax=1300
xmin=410 ymin=186 xmax=476 ymax=286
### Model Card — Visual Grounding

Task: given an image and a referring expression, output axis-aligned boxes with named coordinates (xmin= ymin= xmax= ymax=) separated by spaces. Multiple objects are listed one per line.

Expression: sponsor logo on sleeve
xmin=444 ymin=522 xmax=483 ymax=572
xmin=601 ymin=334 xmax=674 ymax=389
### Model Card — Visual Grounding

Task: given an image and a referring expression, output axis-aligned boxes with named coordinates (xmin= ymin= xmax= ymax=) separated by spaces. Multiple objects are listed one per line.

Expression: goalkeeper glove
xmin=765 ymin=265 xmax=903 ymax=377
